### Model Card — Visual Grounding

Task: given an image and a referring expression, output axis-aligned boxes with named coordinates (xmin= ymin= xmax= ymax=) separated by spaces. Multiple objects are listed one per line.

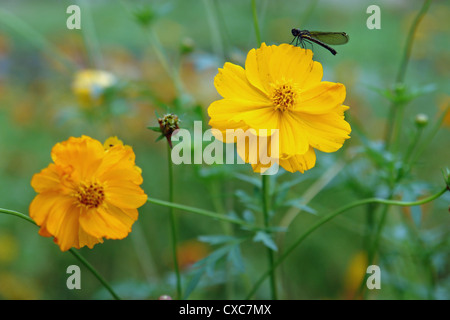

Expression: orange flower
xmin=29 ymin=136 xmax=147 ymax=251
xmin=176 ymin=240 xmax=210 ymax=270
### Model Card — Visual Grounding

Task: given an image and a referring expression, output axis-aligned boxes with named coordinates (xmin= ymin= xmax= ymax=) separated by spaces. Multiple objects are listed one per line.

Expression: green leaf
xmin=183 ymin=268 xmax=204 ymax=300
xmin=283 ymin=199 xmax=317 ymax=215
xmin=198 ymin=235 xmax=236 ymax=245
xmin=227 ymin=244 xmax=245 ymax=273
xmin=235 ymin=189 xmax=260 ymax=212
xmin=242 ymin=210 xmax=255 ymax=223
xmin=155 ymin=135 xmax=165 ymax=142
xmin=253 ymin=231 xmax=278 ymax=251
xmin=234 ymin=173 xmax=261 ymax=188
xmin=147 ymin=126 xmax=161 ymax=132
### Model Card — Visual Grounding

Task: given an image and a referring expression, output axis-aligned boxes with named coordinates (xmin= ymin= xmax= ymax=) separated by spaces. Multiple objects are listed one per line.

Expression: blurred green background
xmin=0 ymin=0 xmax=449 ymax=300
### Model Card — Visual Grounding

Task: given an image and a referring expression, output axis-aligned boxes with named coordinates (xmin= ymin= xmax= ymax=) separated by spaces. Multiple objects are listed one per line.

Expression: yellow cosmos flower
xmin=208 ymin=43 xmax=351 ymax=173
xmin=72 ymin=69 xmax=117 ymax=108
xmin=29 ymin=136 xmax=147 ymax=251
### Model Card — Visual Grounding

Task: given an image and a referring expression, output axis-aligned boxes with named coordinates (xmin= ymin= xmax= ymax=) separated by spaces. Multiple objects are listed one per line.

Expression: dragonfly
xmin=290 ymin=29 xmax=349 ymax=55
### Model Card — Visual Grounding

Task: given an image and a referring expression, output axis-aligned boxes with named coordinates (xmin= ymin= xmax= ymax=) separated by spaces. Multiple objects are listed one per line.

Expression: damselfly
xmin=291 ymin=29 xmax=349 ymax=55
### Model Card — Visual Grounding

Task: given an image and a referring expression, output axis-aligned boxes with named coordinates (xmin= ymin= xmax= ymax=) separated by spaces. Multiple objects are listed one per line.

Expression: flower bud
xmin=414 ymin=113 xmax=428 ymax=128
xmin=158 ymin=113 xmax=180 ymax=148
xmin=180 ymin=37 xmax=195 ymax=55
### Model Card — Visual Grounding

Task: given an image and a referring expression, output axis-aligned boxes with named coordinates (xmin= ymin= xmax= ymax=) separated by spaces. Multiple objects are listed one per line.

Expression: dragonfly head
xmin=291 ymin=28 xmax=301 ymax=37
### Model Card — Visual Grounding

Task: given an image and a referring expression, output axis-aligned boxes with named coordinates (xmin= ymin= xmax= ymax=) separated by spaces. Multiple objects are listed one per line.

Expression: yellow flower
xmin=29 ymin=136 xmax=147 ymax=251
xmin=208 ymin=43 xmax=351 ymax=173
xmin=72 ymin=69 xmax=117 ymax=107
xmin=343 ymin=251 xmax=368 ymax=299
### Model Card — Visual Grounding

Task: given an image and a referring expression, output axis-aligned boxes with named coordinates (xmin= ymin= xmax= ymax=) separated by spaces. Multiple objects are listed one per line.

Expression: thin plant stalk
xmin=167 ymin=144 xmax=182 ymax=299
xmin=262 ymin=175 xmax=277 ymax=299
xmin=0 ymin=208 xmax=121 ymax=300
xmin=146 ymin=197 xmax=255 ymax=229
xmin=251 ymin=0 xmax=277 ymax=300
xmin=364 ymin=0 xmax=432 ymax=298
xmin=384 ymin=0 xmax=432 ymax=148
xmin=251 ymin=0 xmax=262 ymax=45
xmin=245 ymin=186 xmax=448 ymax=299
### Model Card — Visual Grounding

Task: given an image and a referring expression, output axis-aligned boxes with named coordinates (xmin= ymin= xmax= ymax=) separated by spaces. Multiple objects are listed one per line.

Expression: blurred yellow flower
xmin=72 ymin=69 xmax=117 ymax=107
xmin=0 ymin=233 xmax=18 ymax=264
xmin=343 ymin=251 xmax=368 ymax=299
xmin=29 ymin=136 xmax=147 ymax=251
xmin=438 ymin=95 xmax=450 ymax=127
xmin=0 ymin=272 xmax=40 ymax=299
xmin=208 ymin=43 xmax=351 ymax=173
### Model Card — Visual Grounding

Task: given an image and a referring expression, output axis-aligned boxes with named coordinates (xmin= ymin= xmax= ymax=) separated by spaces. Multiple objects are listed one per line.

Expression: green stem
xmin=148 ymin=29 xmax=186 ymax=98
xmin=390 ymin=103 xmax=406 ymax=154
xmin=251 ymin=0 xmax=262 ymax=45
xmin=385 ymin=0 xmax=432 ymax=149
xmin=146 ymin=198 xmax=256 ymax=229
xmin=403 ymin=126 xmax=424 ymax=166
xmin=167 ymin=144 xmax=182 ymax=299
xmin=298 ymin=0 xmax=319 ymax=27
xmin=203 ymin=0 xmax=225 ymax=62
xmin=410 ymin=105 xmax=449 ymax=167
xmin=245 ymin=186 xmax=448 ymax=299
xmin=396 ymin=0 xmax=432 ymax=84
xmin=262 ymin=175 xmax=277 ymax=299
xmin=357 ymin=190 xmax=395 ymax=299
xmin=78 ymin=0 xmax=104 ymax=69
xmin=0 ymin=208 xmax=121 ymax=300
xmin=68 ymin=249 xmax=120 ymax=300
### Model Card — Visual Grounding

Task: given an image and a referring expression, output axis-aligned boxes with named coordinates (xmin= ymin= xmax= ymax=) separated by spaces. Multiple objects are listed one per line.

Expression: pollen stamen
xmin=75 ymin=182 xmax=105 ymax=209
xmin=271 ymin=82 xmax=297 ymax=112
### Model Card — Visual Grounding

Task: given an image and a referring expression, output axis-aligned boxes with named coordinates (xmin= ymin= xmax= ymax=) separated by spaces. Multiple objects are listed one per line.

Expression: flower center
xmin=75 ymin=182 xmax=105 ymax=209
xmin=271 ymin=82 xmax=297 ymax=112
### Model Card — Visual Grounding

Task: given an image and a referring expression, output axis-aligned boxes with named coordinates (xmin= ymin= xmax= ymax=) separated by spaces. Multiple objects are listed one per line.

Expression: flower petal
xmin=296 ymin=82 xmax=346 ymax=114
xmin=79 ymin=207 xmax=130 ymax=239
xmin=279 ymin=147 xmax=316 ymax=173
xmin=245 ymin=43 xmax=274 ymax=94
xmin=294 ymin=108 xmax=351 ymax=153
xmin=277 ymin=112 xmax=310 ymax=157
xmin=215 ymin=62 xmax=269 ymax=103
xmin=269 ymin=45 xmax=315 ymax=83
xmin=30 ymin=164 xmax=62 ymax=193
xmin=51 ymin=136 xmax=104 ymax=180
xmin=105 ymin=181 xmax=147 ymax=209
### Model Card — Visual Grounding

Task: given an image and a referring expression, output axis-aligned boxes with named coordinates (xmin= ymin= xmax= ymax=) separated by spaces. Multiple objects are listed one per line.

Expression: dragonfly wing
xmin=309 ymin=32 xmax=349 ymax=45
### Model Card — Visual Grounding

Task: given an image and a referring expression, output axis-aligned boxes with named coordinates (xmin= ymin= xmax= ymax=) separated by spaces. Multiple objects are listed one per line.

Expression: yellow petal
xmin=29 ymin=192 xmax=67 ymax=227
xmin=245 ymin=43 xmax=274 ymax=94
xmin=215 ymin=62 xmax=269 ymax=103
xmin=296 ymin=82 xmax=346 ymax=114
xmin=78 ymin=228 xmax=104 ymax=249
xmin=30 ymin=165 xmax=62 ymax=194
xmin=53 ymin=205 xmax=82 ymax=251
xmin=79 ymin=207 xmax=129 ymax=239
xmin=295 ymin=108 xmax=351 ymax=153
xmin=51 ymin=136 xmax=104 ymax=180
xmin=105 ymin=181 xmax=147 ymax=209
xmin=279 ymin=147 xmax=316 ymax=173
xmin=269 ymin=45 xmax=313 ymax=83
xmin=278 ymin=112 xmax=310 ymax=157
